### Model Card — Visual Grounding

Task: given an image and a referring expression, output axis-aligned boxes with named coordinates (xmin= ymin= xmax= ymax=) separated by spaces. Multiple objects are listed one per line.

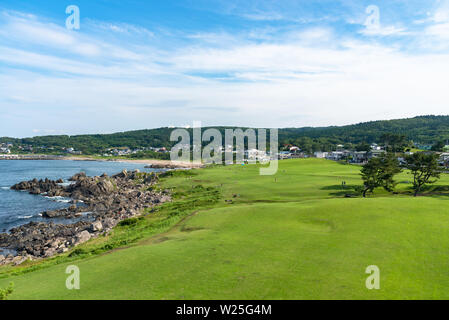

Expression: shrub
xmin=68 ymin=248 xmax=87 ymax=258
xmin=0 ymin=282 xmax=14 ymax=300
xmin=159 ymin=170 xmax=197 ymax=178
xmin=118 ymin=217 xmax=143 ymax=227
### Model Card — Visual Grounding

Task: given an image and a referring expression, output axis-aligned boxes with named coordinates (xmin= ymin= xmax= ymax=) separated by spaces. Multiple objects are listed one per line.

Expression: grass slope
xmin=1 ymin=158 xmax=449 ymax=299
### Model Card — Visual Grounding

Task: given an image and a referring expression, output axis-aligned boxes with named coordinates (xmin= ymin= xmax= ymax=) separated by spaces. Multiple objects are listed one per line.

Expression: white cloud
xmin=240 ymin=11 xmax=285 ymax=21
xmin=359 ymin=25 xmax=408 ymax=36
xmin=86 ymin=20 xmax=155 ymax=38
xmin=1 ymin=8 xmax=449 ymax=136
xmin=426 ymin=22 xmax=449 ymax=38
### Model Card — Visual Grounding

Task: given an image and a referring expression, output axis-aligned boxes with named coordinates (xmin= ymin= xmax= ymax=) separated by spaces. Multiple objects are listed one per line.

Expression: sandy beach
xmin=63 ymin=156 xmax=204 ymax=169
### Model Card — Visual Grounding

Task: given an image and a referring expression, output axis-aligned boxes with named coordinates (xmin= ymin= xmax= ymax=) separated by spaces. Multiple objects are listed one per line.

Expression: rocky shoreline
xmin=0 ymin=169 xmax=171 ymax=266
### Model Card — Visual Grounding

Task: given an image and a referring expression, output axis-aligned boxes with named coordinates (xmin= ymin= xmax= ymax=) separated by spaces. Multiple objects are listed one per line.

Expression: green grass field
xmin=2 ymin=158 xmax=449 ymax=299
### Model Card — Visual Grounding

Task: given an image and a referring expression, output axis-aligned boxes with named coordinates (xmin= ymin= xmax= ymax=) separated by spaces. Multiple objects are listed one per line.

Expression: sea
xmin=0 ymin=160 xmax=157 ymax=233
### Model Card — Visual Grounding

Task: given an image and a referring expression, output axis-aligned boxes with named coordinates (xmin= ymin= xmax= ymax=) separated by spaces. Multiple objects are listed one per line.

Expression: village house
xmin=0 ymin=147 xmax=11 ymax=154
xmin=289 ymin=146 xmax=300 ymax=153
xmin=351 ymin=151 xmax=368 ymax=163
xmin=291 ymin=152 xmax=307 ymax=159
xmin=439 ymin=153 xmax=449 ymax=167
xmin=326 ymin=151 xmax=346 ymax=161
xmin=370 ymin=143 xmax=382 ymax=151
xmin=368 ymin=149 xmax=386 ymax=158
xmin=65 ymin=147 xmax=82 ymax=155
xmin=244 ymin=149 xmax=270 ymax=162
xmin=314 ymin=151 xmax=328 ymax=159
xmin=278 ymin=151 xmax=292 ymax=160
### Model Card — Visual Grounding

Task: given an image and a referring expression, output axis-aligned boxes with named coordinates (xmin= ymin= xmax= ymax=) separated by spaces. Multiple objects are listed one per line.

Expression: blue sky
xmin=1 ymin=0 xmax=449 ymax=137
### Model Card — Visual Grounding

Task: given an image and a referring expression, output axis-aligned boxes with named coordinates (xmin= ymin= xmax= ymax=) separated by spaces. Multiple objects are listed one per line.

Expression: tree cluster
xmin=361 ymin=152 xmax=441 ymax=197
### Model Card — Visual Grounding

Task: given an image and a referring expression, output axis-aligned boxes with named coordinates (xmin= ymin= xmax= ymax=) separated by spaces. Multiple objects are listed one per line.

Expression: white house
xmin=351 ymin=151 xmax=368 ymax=163
xmin=314 ymin=151 xmax=328 ymax=159
xmin=244 ymin=149 xmax=270 ymax=162
xmin=289 ymin=146 xmax=301 ymax=153
xmin=326 ymin=151 xmax=345 ymax=161
xmin=278 ymin=151 xmax=292 ymax=160
xmin=439 ymin=153 xmax=449 ymax=166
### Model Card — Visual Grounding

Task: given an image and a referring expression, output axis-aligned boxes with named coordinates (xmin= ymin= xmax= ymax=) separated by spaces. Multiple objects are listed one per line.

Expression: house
xmin=314 ymin=151 xmax=328 ymax=159
xmin=291 ymin=152 xmax=307 ymax=159
xmin=440 ymin=153 xmax=449 ymax=161
xmin=278 ymin=151 xmax=292 ymax=160
xmin=439 ymin=153 xmax=449 ymax=167
xmin=154 ymin=147 xmax=168 ymax=153
xmin=0 ymin=154 xmax=18 ymax=159
xmin=326 ymin=151 xmax=345 ymax=161
xmin=370 ymin=143 xmax=382 ymax=151
xmin=66 ymin=148 xmax=83 ymax=155
xmin=351 ymin=151 xmax=368 ymax=163
xmin=367 ymin=150 xmax=386 ymax=159
xmin=108 ymin=147 xmax=131 ymax=156
xmin=0 ymin=147 xmax=11 ymax=154
xmin=245 ymin=149 xmax=269 ymax=162
xmin=289 ymin=146 xmax=301 ymax=154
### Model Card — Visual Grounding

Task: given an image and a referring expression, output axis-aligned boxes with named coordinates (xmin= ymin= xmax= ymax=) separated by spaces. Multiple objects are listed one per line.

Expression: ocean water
xmin=0 ymin=160 xmax=157 ymax=232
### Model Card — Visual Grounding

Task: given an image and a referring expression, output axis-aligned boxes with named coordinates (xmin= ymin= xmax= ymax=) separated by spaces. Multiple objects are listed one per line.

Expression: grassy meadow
xmin=1 ymin=158 xmax=449 ymax=299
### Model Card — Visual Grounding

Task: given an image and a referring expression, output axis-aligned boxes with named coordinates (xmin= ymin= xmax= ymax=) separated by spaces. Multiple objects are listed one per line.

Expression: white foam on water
xmin=44 ymin=196 xmax=71 ymax=203
xmin=58 ymin=182 xmax=75 ymax=187
xmin=0 ymin=187 xmax=10 ymax=190
xmin=18 ymin=215 xmax=33 ymax=219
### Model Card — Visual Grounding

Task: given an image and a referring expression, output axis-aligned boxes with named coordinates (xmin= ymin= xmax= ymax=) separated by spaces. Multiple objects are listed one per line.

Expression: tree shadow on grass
xmin=322 ymin=184 xmax=449 ymax=198
xmin=417 ymin=185 xmax=449 ymax=199
xmin=321 ymin=184 xmax=361 ymax=197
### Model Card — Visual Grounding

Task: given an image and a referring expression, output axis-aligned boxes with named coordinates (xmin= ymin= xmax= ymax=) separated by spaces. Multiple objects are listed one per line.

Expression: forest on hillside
xmin=1 ymin=116 xmax=448 ymax=154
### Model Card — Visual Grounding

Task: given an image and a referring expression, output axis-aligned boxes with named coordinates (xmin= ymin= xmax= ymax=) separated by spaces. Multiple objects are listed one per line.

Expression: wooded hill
xmin=1 ymin=115 xmax=449 ymax=154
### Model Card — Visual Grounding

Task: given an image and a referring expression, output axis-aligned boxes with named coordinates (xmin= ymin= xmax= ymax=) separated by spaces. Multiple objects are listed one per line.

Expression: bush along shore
xmin=0 ymin=169 xmax=171 ymax=265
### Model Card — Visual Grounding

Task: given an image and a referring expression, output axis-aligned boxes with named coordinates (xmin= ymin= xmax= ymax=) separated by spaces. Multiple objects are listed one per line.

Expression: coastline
xmin=0 ymin=169 xmax=171 ymax=264
xmin=0 ymin=155 xmax=204 ymax=169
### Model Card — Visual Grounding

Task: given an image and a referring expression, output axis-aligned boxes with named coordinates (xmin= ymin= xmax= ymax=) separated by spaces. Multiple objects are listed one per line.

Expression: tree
xmin=405 ymin=152 xmax=441 ymax=197
xmin=431 ymin=141 xmax=445 ymax=152
xmin=356 ymin=142 xmax=371 ymax=152
xmin=360 ymin=153 xmax=402 ymax=197
xmin=361 ymin=158 xmax=382 ymax=197
xmin=379 ymin=133 xmax=409 ymax=152
xmin=380 ymin=153 xmax=403 ymax=192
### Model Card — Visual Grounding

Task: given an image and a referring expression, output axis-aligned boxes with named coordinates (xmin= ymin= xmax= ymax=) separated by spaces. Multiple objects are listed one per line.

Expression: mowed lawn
xmin=2 ymin=158 xmax=449 ymax=299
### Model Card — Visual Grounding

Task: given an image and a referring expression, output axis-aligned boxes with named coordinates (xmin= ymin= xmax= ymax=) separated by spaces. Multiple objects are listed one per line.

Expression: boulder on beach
xmin=75 ymin=230 xmax=91 ymax=245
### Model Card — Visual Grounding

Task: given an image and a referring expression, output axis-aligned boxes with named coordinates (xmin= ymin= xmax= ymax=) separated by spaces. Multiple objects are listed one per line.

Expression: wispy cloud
xmin=359 ymin=25 xmax=408 ymax=36
xmin=1 ymin=2 xmax=449 ymax=137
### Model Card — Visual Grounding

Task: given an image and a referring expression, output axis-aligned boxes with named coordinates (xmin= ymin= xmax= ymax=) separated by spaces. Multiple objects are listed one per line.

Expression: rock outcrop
xmin=0 ymin=170 xmax=171 ymax=265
